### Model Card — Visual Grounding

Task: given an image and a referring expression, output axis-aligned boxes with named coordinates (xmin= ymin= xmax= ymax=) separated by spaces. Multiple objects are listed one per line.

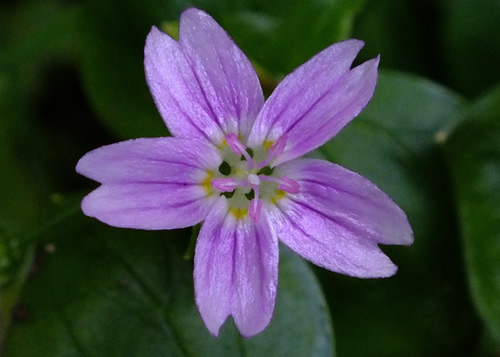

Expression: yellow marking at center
xmin=263 ymin=140 xmax=274 ymax=151
xmin=271 ymin=189 xmax=286 ymax=204
xmin=229 ymin=207 xmax=248 ymax=220
xmin=216 ymin=138 xmax=227 ymax=150
xmin=201 ymin=170 xmax=214 ymax=195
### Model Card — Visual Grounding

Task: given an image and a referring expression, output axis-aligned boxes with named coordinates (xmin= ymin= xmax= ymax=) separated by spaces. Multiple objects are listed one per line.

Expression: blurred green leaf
xmin=78 ymin=0 xmax=168 ymax=139
xmin=353 ymin=0 xmax=441 ymax=80
xmin=78 ymin=0 xmax=367 ymax=139
xmin=0 ymin=0 xmax=90 ymax=233
xmin=0 ymin=194 xmax=83 ymax=343
xmin=317 ymin=71 xmax=480 ymax=356
xmin=0 ymin=0 xmax=107 ymax=343
xmin=3 ymin=214 xmax=333 ymax=356
xmin=0 ymin=49 xmax=48 ymax=343
xmin=441 ymin=0 xmax=500 ymax=98
xmin=217 ymin=0 xmax=367 ymax=75
xmin=444 ymin=84 xmax=500 ymax=342
xmin=0 ymin=0 xmax=75 ymax=233
xmin=0 ymin=0 xmax=82 ymax=87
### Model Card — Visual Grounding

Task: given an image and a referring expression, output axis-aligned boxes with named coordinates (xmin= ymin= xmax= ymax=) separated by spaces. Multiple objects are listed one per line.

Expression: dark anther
xmin=257 ymin=166 xmax=273 ymax=176
xmin=245 ymin=189 xmax=255 ymax=201
xmin=218 ymin=161 xmax=231 ymax=175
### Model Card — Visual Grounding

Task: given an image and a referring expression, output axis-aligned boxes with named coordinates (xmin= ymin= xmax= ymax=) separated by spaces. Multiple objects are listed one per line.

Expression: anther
xmin=211 ymin=178 xmax=241 ymax=192
xmin=249 ymin=198 xmax=262 ymax=223
xmin=247 ymin=181 xmax=262 ymax=222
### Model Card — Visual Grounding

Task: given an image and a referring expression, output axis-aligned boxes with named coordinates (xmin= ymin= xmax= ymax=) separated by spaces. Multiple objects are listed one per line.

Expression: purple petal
xmin=194 ymin=198 xmax=279 ymax=337
xmin=144 ymin=27 xmax=224 ymax=144
xmin=266 ymin=159 xmax=413 ymax=278
xmin=76 ymin=138 xmax=221 ymax=229
xmin=276 ymin=159 xmax=413 ymax=246
xmin=144 ymin=8 xmax=264 ymax=144
xmin=76 ymin=137 xmax=221 ymax=184
xmin=179 ymin=9 xmax=264 ymax=140
xmin=81 ymin=184 xmax=218 ymax=230
xmin=247 ymin=40 xmax=379 ymax=165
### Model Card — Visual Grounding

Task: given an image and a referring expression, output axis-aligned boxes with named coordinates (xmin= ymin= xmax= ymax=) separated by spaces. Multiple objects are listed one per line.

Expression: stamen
xmin=212 ymin=178 xmax=241 ymax=192
xmin=256 ymin=134 xmax=288 ymax=169
xmin=249 ymin=198 xmax=262 ymax=223
xmin=279 ymin=176 xmax=300 ymax=194
xmin=269 ymin=134 xmax=287 ymax=158
xmin=259 ymin=175 xmax=300 ymax=194
xmin=225 ymin=133 xmax=244 ymax=154
xmin=247 ymin=179 xmax=262 ymax=222
xmin=226 ymin=133 xmax=254 ymax=169
xmin=219 ymin=133 xmax=297 ymax=222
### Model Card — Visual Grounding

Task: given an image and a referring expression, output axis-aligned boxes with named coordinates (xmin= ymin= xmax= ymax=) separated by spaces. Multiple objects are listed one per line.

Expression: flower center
xmin=210 ymin=133 xmax=300 ymax=223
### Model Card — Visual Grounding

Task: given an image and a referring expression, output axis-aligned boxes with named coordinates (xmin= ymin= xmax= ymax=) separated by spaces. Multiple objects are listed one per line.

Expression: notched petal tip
xmin=325 ymin=37 xmax=364 ymax=54
xmin=181 ymin=7 xmax=212 ymax=21
xmin=144 ymin=25 xmax=169 ymax=51
xmin=150 ymin=7 xmax=262 ymax=142
xmin=200 ymin=314 xmax=226 ymax=338
xmin=370 ymin=255 xmax=399 ymax=278
xmin=399 ymin=227 xmax=415 ymax=247
xmin=80 ymin=192 xmax=97 ymax=218
xmin=75 ymin=148 xmax=103 ymax=181
xmin=268 ymin=159 xmax=412 ymax=279
xmin=248 ymin=37 xmax=380 ymax=164
xmin=195 ymin=199 xmax=278 ymax=338
xmin=236 ymin=321 xmax=271 ymax=339
xmin=201 ymin=315 xmax=269 ymax=339
xmin=147 ymin=24 xmax=162 ymax=36
xmin=75 ymin=153 xmax=88 ymax=177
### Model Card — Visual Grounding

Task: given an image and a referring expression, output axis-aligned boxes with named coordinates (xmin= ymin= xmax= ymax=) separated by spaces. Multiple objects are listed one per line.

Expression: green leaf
xmin=0 ymin=238 xmax=35 ymax=343
xmin=352 ymin=0 xmax=438 ymax=78
xmin=0 ymin=1 xmax=89 ymax=341
xmin=0 ymin=0 xmax=81 ymax=233
xmin=444 ymin=84 xmax=500 ymax=342
xmin=3 ymin=214 xmax=333 ymax=356
xmin=1 ymin=0 xmax=81 ymax=57
xmin=441 ymin=0 xmax=500 ymax=98
xmin=216 ymin=0 xmax=367 ymax=75
xmin=317 ymin=71 xmax=480 ymax=356
xmin=78 ymin=0 xmax=367 ymax=139
xmin=77 ymin=0 xmax=168 ymax=139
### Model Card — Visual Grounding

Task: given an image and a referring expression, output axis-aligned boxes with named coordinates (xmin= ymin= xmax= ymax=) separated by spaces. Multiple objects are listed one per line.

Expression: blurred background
xmin=1 ymin=0 xmax=500 ymax=356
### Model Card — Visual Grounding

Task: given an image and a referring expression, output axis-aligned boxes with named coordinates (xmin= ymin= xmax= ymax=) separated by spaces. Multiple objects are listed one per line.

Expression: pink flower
xmin=76 ymin=8 xmax=413 ymax=337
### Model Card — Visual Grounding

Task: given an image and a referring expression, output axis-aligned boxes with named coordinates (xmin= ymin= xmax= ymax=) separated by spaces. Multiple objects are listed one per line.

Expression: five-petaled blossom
xmin=76 ymin=8 xmax=413 ymax=337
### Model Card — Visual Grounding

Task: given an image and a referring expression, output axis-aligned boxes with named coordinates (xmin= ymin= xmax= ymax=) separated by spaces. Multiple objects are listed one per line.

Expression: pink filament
xmin=249 ymin=198 xmax=262 ymax=223
xmin=226 ymin=133 xmax=254 ymax=169
xmin=259 ymin=175 xmax=300 ymax=194
xmin=256 ymin=134 xmax=288 ymax=169
xmin=211 ymin=178 xmax=241 ymax=192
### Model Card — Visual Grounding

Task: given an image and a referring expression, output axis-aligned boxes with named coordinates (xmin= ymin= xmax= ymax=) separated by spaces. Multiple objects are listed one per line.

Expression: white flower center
xmin=209 ymin=133 xmax=300 ymax=222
